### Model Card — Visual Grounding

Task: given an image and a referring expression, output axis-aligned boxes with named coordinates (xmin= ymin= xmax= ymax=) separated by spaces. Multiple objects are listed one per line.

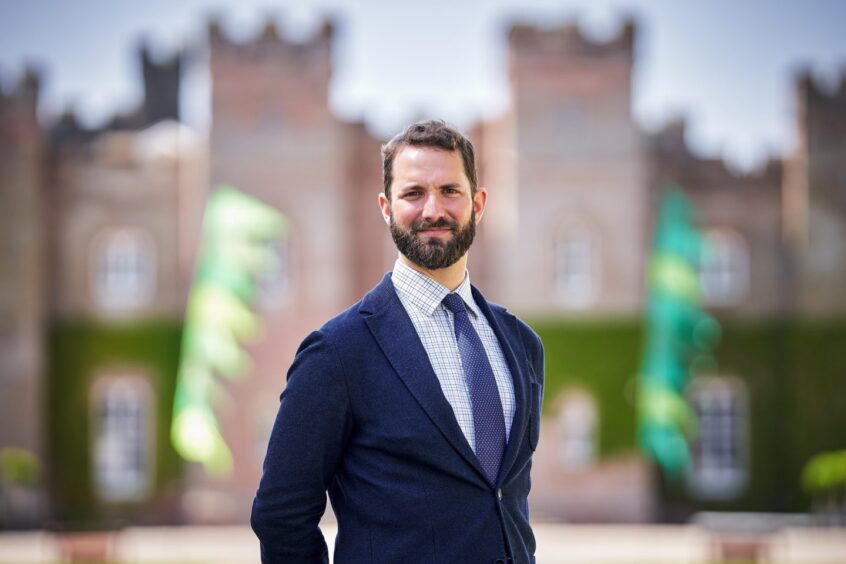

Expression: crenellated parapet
xmin=46 ymin=42 xmax=182 ymax=150
xmin=208 ymin=16 xmax=334 ymax=59
xmin=0 ymin=67 xmax=43 ymax=155
xmin=795 ymin=68 xmax=846 ymax=152
xmin=797 ymin=68 xmax=846 ymax=105
xmin=208 ymin=15 xmax=337 ymax=129
xmin=791 ymin=67 xmax=846 ymax=224
xmin=505 ymin=18 xmax=638 ymax=108
xmin=794 ymin=68 xmax=846 ymax=162
xmin=649 ymin=116 xmax=783 ymax=190
xmin=0 ymin=66 xmax=41 ymax=116
xmin=508 ymin=18 xmax=636 ymax=58
xmin=140 ymin=42 xmax=181 ymax=125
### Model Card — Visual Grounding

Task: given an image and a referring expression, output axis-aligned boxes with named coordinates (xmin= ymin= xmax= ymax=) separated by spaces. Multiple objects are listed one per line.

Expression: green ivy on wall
xmin=530 ymin=318 xmax=643 ymax=458
xmin=529 ymin=316 xmax=846 ymax=515
xmin=47 ymin=319 xmax=182 ymax=528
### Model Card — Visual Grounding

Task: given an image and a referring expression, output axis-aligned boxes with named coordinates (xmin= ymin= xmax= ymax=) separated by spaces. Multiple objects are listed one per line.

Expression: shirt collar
xmin=392 ymin=259 xmax=480 ymax=319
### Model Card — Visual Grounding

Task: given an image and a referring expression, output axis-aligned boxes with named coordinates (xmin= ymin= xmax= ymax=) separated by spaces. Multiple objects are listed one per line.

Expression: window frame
xmin=699 ymin=228 xmax=749 ymax=307
xmin=554 ymin=388 xmax=599 ymax=472
xmin=89 ymin=372 xmax=156 ymax=503
xmin=686 ymin=375 xmax=749 ymax=500
xmin=553 ymin=225 xmax=600 ymax=308
xmin=90 ymin=227 xmax=157 ymax=311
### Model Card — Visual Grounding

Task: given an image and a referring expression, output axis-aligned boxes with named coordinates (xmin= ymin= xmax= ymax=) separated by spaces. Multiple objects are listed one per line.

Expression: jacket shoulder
xmin=315 ymin=274 xmax=395 ymax=343
xmin=316 ymin=299 xmax=368 ymax=343
xmin=486 ymin=301 xmax=542 ymax=352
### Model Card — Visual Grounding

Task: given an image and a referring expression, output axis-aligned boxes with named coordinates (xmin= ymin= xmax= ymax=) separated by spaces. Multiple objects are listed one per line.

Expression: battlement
xmin=651 ymin=116 xmax=782 ymax=185
xmin=797 ymin=68 xmax=846 ymax=105
xmin=0 ymin=66 xmax=41 ymax=113
xmin=508 ymin=18 xmax=635 ymax=58
xmin=47 ymin=42 xmax=180 ymax=148
xmin=47 ymin=106 xmax=101 ymax=148
xmin=208 ymin=16 xmax=334 ymax=55
xmin=138 ymin=42 xmax=180 ymax=125
xmin=208 ymin=15 xmax=336 ymax=125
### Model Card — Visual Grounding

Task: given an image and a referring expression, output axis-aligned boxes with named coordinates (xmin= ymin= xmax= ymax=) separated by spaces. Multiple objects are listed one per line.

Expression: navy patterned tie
xmin=442 ymin=293 xmax=506 ymax=484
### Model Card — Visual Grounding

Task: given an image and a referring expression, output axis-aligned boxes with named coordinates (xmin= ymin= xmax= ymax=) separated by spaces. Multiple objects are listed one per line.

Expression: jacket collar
xmin=360 ymin=273 xmax=531 ymax=486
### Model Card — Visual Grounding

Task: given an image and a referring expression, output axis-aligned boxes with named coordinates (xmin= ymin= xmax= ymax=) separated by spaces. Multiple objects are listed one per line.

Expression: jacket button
xmin=497 ymin=488 xmax=503 ymax=500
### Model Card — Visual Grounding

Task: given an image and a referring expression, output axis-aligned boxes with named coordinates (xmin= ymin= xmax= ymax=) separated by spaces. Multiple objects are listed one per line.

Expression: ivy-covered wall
xmin=47 ymin=319 xmax=182 ymax=528
xmin=45 ymin=315 xmax=846 ymax=523
xmin=530 ymin=319 xmax=642 ymax=458
xmin=530 ymin=317 xmax=846 ymax=516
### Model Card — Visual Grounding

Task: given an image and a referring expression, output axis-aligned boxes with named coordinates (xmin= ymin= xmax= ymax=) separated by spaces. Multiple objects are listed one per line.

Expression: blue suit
xmin=251 ymin=273 xmax=544 ymax=563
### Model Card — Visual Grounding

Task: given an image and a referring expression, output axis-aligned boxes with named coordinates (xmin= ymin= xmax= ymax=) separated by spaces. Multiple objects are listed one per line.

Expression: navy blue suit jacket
xmin=251 ymin=273 xmax=544 ymax=563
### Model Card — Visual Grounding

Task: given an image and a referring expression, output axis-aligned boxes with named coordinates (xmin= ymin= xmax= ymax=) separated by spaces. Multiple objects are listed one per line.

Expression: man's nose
xmin=421 ymin=192 xmax=444 ymax=220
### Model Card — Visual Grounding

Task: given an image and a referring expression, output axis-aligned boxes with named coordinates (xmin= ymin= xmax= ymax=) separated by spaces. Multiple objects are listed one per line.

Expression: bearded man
xmin=251 ymin=120 xmax=544 ymax=564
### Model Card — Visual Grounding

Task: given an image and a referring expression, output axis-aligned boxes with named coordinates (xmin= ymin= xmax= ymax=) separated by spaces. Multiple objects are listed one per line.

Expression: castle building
xmin=486 ymin=22 xmax=649 ymax=316
xmin=1 ymin=16 xmax=845 ymax=528
xmin=0 ymin=68 xmax=45 ymax=527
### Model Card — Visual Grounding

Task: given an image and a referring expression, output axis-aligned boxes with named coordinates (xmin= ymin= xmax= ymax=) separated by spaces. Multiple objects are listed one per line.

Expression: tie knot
xmin=442 ymin=293 xmax=467 ymax=316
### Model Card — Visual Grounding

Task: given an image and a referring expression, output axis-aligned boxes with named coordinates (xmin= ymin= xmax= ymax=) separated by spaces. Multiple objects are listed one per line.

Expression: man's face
xmin=379 ymin=146 xmax=486 ymax=270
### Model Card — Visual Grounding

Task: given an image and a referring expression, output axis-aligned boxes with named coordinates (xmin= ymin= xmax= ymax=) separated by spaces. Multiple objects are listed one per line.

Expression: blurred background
xmin=2 ymin=0 xmax=846 ymax=561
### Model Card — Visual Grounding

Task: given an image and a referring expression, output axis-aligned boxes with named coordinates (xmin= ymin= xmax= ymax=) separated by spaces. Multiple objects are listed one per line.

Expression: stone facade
xmin=649 ymin=120 xmax=789 ymax=319
xmin=2 ymin=15 xmax=846 ymax=526
xmin=487 ymin=22 xmax=649 ymax=316
xmin=785 ymin=74 xmax=846 ymax=317
xmin=0 ymin=69 xmax=46 ymax=526
xmin=194 ymin=21 xmax=390 ymax=520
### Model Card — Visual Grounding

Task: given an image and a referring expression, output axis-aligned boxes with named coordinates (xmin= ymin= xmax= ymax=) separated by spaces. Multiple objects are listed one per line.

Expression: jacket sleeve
xmin=251 ymin=330 xmax=352 ymax=564
xmin=518 ymin=320 xmax=545 ymax=387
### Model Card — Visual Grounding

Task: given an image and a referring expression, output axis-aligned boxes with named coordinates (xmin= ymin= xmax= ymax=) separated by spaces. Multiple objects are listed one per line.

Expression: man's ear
xmin=473 ymin=187 xmax=488 ymax=224
xmin=378 ymin=192 xmax=391 ymax=225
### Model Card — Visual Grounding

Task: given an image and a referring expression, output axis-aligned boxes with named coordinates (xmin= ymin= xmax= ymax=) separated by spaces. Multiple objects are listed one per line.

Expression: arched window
xmin=555 ymin=389 xmax=598 ymax=471
xmin=257 ymin=237 xmax=292 ymax=309
xmin=91 ymin=227 xmax=156 ymax=311
xmin=699 ymin=229 xmax=749 ymax=307
xmin=554 ymin=222 xmax=600 ymax=308
xmin=687 ymin=376 xmax=748 ymax=500
xmin=90 ymin=374 xmax=155 ymax=502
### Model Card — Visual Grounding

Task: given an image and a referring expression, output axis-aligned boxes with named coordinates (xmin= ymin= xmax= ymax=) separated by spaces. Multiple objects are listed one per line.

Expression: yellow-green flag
xmin=172 ymin=186 xmax=287 ymax=476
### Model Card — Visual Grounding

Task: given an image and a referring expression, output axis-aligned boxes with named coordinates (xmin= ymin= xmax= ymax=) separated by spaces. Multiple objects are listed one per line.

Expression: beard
xmin=390 ymin=209 xmax=476 ymax=270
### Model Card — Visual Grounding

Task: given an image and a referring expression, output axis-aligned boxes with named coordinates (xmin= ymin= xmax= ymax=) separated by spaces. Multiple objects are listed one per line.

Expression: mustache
xmin=411 ymin=217 xmax=458 ymax=232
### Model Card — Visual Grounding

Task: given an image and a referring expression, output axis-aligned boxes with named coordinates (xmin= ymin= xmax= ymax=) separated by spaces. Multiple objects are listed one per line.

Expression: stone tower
xmin=486 ymin=21 xmax=648 ymax=315
xmin=42 ymin=37 xmax=199 ymax=523
xmin=0 ymin=67 xmax=47 ymax=526
xmin=140 ymin=44 xmax=181 ymax=127
xmin=784 ymin=72 xmax=846 ymax=317
xmin=203 ymin=19 xmax=386 ymax=520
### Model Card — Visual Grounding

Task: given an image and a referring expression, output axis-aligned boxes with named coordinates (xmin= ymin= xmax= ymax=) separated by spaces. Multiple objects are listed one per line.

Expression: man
xmin=251 ymin=120 xmax=544 ymax=563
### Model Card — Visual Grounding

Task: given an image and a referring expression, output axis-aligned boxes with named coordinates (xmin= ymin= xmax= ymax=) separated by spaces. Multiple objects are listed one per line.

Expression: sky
xmin=1 ymin=0 xmax=845 ymax=170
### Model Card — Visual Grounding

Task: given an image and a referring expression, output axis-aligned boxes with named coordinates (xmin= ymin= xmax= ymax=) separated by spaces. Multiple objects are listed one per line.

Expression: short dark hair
xmin=381 ymin=120 xmax=478 ymax=200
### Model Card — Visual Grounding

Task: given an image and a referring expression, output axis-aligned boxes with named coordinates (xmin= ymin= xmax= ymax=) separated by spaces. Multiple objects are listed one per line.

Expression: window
xmin=699 ymin=229 xmax=749 ymax=307
xmin=92 ymin=228 xmax=156 ymax=310
xmin=90 ymin=375 xmax=154 ymax=502
xmin=687 ymin=376 xmax=748 ymax=500
xmin=257 ymin=238 xmax=291 ymax=308
xmin=253 ymin=395 xmax=279 ymax=465
xmin=555 ymin=389 xmax=598 ymax=471
xmin=555 ymin=230 xmax=599 ymax=307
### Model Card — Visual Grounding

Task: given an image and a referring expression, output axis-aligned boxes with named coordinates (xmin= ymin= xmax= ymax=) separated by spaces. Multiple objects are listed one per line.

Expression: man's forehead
xmin=392 ymin=146 xmax=468 ymax=184
xmin=395 ymin=144 xmax=456 ymax=159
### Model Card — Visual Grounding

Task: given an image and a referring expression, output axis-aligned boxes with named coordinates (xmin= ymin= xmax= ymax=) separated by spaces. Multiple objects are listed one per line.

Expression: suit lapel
xmin=361 ymin=275 xmax=488 ymax=483
xmin=471 ymin=286 xmax=531 ymax=485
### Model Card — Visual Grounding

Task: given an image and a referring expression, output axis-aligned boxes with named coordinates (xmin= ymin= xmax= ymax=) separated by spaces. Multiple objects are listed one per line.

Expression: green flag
xmin=172 ymin=186 xmax=287 ymax=476
xmin=638 ymin=186 xmax=720 ymax=478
